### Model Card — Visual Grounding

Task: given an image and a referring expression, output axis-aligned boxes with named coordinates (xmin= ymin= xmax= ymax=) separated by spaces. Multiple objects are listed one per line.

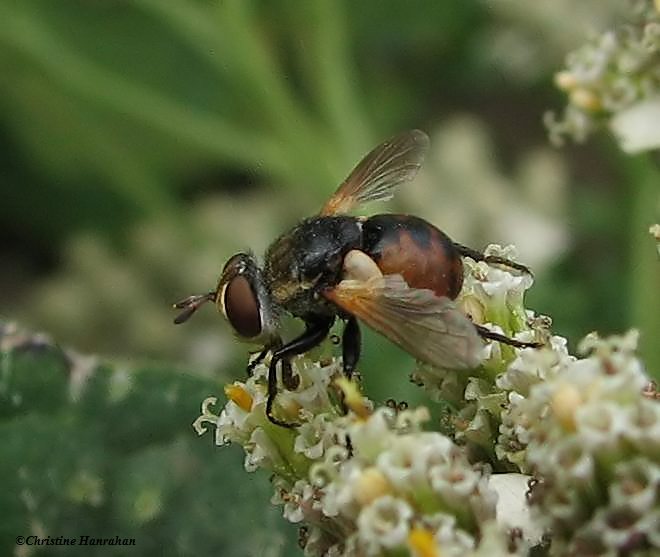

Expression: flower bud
xmin=554 ymin=71 xmax=578 ymax=91
xmin=458 ymin=294 xmax=486 ymax=324
xmin=353 ymin=467 xmax=392 ymax=507
xmin=335 ymin=377 xmax=371 ymax=419
xmin=224 ymin=383 xmax=253 ymax=412
xmin=570 ymin=88 xmax=602 ymax=112
xmin=408 ymin=528 xmax=437 ymax=557
xmin=551 ymin=383 xmax=583 ymax=432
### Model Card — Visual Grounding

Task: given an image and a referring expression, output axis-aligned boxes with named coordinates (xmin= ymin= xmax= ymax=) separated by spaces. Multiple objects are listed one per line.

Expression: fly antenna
xmin=172 ymin=291 xmax=215 ymax=324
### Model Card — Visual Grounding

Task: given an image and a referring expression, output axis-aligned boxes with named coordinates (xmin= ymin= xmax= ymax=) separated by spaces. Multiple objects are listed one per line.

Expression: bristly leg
xmin=266 ymin=358 xmax=293 ymax=428
xmin=266 ymin=317 xmax=334 ymax=428
xmin=342 ymin=316 xmax=361 ymax=380
xmin=281 ymin=359 xmax=300 ymax=390
xmin=453 ymin=243 xmax=532 ymax=275
xmin=246 ymin=346 xmax=270 ymax=376
xmin=474 ymin=324 xmax=543 ymax=349
xmin=336 ymin=317 xmax=362 ymax=415
xmin=246 ymin=341 xmax=299 ymax=388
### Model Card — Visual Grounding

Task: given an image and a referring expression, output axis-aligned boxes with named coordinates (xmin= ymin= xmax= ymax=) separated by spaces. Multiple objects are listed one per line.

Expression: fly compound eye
xmin=222 ymin=275 xmax=262 ymax=338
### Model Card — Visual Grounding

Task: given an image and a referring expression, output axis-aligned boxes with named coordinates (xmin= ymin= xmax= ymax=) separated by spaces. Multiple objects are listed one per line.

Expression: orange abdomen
xmin=362 ymin=214 xmax=463 ymax=299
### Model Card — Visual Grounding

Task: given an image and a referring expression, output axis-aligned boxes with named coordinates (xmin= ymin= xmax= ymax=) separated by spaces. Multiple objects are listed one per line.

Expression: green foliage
xmin=2 ymin=0 xmax=654 ymax=368
xmin=0 ymin=323 xmax=297 ymax=556
xmin=0 ymin=1 xmax=658 ymax=555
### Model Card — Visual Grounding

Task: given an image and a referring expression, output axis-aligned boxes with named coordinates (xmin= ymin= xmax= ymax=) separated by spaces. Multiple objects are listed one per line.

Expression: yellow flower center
xmin=554 ymin=70 xmax=577 ymax=91
xmin=334 ymin=377 xmax=371 ymax=419
xmin=353 ymin=467 xmax=391 ymax=506
xmin=408 ymin=528 xmax=439 ymax=557
xmin=551 ymin=383 xmax=582 ymax=432
xmin=570 ymin=88 xmax=601 ymax=112
xmin=224 ymin=383 xmax=253 ymax=412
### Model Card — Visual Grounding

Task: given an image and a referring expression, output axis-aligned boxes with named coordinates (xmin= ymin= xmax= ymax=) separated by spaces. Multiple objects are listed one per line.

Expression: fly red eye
xmin=223 ymin=275 xmax=262 ymax=338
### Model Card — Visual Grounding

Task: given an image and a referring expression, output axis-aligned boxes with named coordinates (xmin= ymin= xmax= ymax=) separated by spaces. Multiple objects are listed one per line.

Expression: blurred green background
xmin=0 ymin=1 xmax=658 ymax=555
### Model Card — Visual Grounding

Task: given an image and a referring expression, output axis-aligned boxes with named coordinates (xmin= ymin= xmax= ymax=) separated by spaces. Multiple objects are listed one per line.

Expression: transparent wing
xmin=324 ymin=274 xmax=483 ymax=369
xmin=319 ymin=130 xmax=430 ymax=216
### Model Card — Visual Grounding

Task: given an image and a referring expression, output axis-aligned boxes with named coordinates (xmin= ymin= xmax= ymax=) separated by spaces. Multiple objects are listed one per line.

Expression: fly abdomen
xmin=362 ymin=214 xmax=464 ymax=300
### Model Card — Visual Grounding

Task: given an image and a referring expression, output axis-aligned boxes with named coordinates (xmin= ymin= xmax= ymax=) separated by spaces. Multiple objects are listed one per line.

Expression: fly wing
xmin=324 ymin=275 xmax=484 ymax=369
xmin=319 ymin=130 xmax=430 ymax=216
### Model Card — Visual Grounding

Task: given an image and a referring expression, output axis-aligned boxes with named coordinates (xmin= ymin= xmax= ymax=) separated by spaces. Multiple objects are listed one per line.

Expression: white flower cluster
xmin=411 ymin=245 xmax=550 ymax=461
xmin=193 ymin=243 xmax=658 ymax=556
xmin=459 ymin=245 xmax=534 ymax=336
xmin=300 ymin=408 xmax=503 ymax=556
xmin=545 ymin=0 xmax=660 ymax=152
xmin=194 ymin=356 xmax=536 ymax=556
xmin=193 ymin=356 xmax=345 ymax=482
xmin=651 ymin=223 xmax=660 ymax=256
xmin=496 ymin=335 xmax=576 ymax=469
xmin=503 ymin=330 xmax=660 ymax=555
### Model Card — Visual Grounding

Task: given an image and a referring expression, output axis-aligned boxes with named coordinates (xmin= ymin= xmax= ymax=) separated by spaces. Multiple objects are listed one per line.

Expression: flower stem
xmin=626 ymin=155 xmax=660 ymax=377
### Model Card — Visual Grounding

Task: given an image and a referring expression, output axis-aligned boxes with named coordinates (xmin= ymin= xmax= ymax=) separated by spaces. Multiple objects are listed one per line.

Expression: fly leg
xmin=281 ymin=359 xmax=299 ymax=390
xmin=337 ymin=316 xmax=362 ymax=415
xmin=266 ymin=316 xmax=334 ymax=428
xmin=342 ymin=316 xmax=361 ymax=380
xmin=453 ymin=243 xmax=532 ymax=275
xmin=455 ymin=243 xmax=541 ymax=348
xmin=474 ymin=324 xmax=542 ymax=349
xmin=246 ymin=345 xmax=271 ymax=376
xmin=258 ymin=339 xmax=314 ymax=390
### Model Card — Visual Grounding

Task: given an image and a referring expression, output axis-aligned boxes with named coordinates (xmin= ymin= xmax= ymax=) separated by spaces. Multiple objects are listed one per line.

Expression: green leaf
xmin=0 ymin=323 xmax=298 ymax=556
